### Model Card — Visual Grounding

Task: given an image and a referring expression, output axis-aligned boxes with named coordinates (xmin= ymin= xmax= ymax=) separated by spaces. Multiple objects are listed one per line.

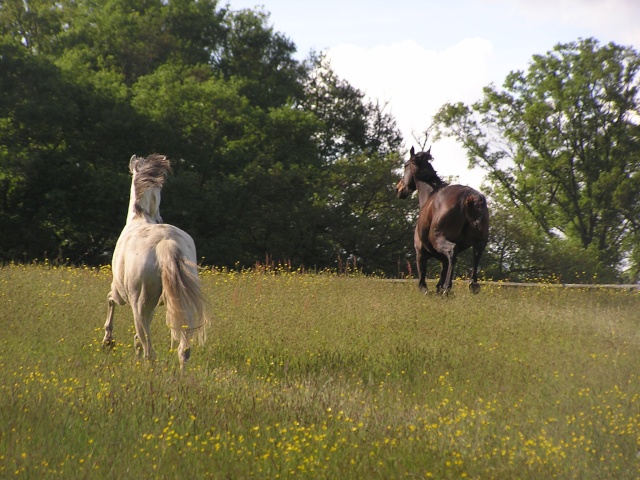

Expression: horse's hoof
xmin=469 ymin=282 xmax=481 ymax=294
xmin=437 ymin=286 xmax=453 ymax=297
xmin=102 ymin=339 xmax=115 ymax=350
xmin=418 ymin=284 xmax=428 ymax=294
xmin=182 ymin=348 xmax=191 ymax=362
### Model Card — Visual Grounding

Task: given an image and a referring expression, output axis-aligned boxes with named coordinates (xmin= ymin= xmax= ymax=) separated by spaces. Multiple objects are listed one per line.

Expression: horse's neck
xmin=416 ymin=181 xmax=435 ymax=208
xmin=126 ymin=184 xmax=162 ymax=224
xmin=126 ymin=182 xmax=138 ymax=224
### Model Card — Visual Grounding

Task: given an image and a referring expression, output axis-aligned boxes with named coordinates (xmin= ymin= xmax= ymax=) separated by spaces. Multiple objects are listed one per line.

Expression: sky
xmin=226 ymin=0 xmax=640 ymax=189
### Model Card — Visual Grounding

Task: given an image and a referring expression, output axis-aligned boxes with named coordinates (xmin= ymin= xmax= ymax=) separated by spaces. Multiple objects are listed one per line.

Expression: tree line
xmin=1 ymin=0 xmax=639 ymax=282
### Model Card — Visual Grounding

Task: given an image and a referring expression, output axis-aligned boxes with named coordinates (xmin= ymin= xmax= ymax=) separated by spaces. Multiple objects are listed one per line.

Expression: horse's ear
xmin=410 ymin=146 xmax=415 ymax=157
xmin=129 ymin=155 xmax=137 ymax=173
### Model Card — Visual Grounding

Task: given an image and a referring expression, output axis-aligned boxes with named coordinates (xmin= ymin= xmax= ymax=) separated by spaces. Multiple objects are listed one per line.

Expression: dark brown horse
xmin=396 ymin=147 xmax=489 ymax=294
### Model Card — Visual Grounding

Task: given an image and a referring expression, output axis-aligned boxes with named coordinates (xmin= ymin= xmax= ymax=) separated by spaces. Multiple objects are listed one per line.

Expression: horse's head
xmin=127 ymin=154 xmax=171 ymax=224
xmin=396 ymin=146 xmax=439 ymax=198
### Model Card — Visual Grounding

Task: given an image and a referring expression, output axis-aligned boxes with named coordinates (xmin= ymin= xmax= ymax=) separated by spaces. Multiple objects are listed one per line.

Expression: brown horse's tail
xmin=156 ymin=239 xmax=207 ymax=347
xmin=464 ymin=192 xmax=487 ymax=231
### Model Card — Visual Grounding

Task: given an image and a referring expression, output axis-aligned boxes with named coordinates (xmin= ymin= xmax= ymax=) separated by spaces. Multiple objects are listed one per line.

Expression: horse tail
xmin=156 ymin=239 xmax=207 ymax=347
xmin=464 ymin=192 xmax=488 ymax=231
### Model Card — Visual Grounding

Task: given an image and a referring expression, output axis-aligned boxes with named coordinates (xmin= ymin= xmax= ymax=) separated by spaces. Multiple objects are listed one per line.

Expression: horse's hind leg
xmin=132 ymin=318 xmax=152 ymax=360
xmin=469 ymin=242 xmax=486 ymax=294
xmin=436 ymin=258 xmax=448 ymax=294
xmin=435 ymin=239 xmax=457 ymax=295
xmin=132 ymin=301 xmax=156 ymax=362
xmin=177 ymin=332 xmax=191 ymax=371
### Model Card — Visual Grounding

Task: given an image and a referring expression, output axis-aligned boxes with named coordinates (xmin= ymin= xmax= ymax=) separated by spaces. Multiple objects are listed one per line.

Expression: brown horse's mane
xmin=131 ymin=154 xmax=172 ymax=201
xmin=412 ymin=152 xmax=447 ymax=191
xmin=423 ymin=171 xmax=447 ymax=191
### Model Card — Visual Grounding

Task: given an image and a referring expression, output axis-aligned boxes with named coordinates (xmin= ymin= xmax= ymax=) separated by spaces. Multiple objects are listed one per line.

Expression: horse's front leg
xmin=416 ymin=247 xmax=429 ymax=293
xmin=102 ymin=291 xmax=121 ymax=348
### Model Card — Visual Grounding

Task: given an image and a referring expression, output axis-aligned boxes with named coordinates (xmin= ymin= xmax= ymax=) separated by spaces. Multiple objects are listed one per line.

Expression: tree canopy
xmin=2 ymin=2 xmax=639 ymax=282
xmin=0 ymin=0 xmax=414 ymax=274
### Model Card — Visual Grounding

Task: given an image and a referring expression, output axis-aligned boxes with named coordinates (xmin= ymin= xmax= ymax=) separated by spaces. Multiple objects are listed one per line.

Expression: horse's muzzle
xmin=396 ymin=180 xmax=410 ymax=199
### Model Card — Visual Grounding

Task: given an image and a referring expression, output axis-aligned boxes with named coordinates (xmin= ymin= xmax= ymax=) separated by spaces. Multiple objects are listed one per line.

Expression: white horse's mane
xmin=129 ymin=154 xmax=171 ymax=221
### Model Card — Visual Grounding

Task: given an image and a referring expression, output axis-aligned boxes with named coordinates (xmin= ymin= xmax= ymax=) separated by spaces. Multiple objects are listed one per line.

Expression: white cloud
xmin=327 ymin=37 xmax=495 ymax=189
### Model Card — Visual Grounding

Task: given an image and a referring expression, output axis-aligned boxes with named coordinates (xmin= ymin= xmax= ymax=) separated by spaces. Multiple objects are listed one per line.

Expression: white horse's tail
xmin=156 ymin=239 xmax=207 ymax=347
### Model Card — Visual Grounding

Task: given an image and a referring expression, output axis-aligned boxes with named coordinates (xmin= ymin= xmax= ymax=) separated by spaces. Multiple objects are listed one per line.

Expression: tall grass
xmin=1 ymin=263 xmax=639 ymax=478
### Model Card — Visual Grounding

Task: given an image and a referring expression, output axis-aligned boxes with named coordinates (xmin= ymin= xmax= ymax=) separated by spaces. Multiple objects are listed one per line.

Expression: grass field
xmin=1 ymin=263 xmax=639 ymax=479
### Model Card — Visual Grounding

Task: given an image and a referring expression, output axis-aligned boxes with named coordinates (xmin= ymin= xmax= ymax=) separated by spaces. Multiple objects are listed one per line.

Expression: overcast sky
xmin=227 ymin=0 xmax=640 ymax=189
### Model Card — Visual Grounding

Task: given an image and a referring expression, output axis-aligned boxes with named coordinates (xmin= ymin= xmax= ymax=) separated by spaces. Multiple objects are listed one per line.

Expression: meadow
xmin=1 ymin=263 xmax=639 ymax=479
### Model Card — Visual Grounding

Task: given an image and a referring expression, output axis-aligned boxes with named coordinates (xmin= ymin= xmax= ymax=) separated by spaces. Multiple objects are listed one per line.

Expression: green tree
xmin=52 ymin=0 xmax=227 ymax=85
xmin=215 ymin=8 xmax=306 ymax=110
xmin=0 ymin=0 xmax=414 ymax=275
xmin=435 ymin=38 xmax=640 ymax=281
xmin=302 ymin=53 xmax=402 ymax=162
xmin=0 ymin=35 xmax=149 ymax=263
xmin=481 ymin=191 xmax=610 ymax=282
xmin=315 ymin=153 xmax=416 ymax=275
xmin=0 ymin=0 xmax=64 ymax=54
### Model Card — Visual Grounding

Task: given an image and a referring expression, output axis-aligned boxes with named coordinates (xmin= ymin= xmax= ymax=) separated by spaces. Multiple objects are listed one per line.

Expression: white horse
xmin=103 ymin=154 xmax=207 ymax=368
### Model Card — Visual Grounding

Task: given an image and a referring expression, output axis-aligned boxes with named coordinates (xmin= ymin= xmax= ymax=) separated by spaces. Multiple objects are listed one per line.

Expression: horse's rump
xmin=156 ymin=238 xmax=207 ymax=346
xmin=463 ymin=191 xmax=487 ymax=231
